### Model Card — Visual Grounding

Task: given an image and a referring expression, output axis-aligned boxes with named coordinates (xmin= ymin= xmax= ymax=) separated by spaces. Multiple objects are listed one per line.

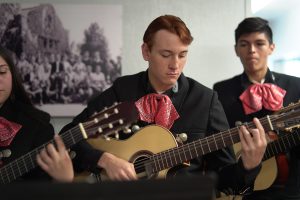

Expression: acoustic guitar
xmin=0 ymin=101 xmax=138 ymax=184
xmin=87 ymin=106 xmax=300 ymax=180
xmin=234 ymin=100 xmax=300 ymax=191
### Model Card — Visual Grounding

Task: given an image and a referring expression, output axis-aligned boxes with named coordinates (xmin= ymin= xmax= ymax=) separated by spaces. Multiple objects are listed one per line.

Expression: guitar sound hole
xmin=131 ymin=151 xmax=157 ymax=179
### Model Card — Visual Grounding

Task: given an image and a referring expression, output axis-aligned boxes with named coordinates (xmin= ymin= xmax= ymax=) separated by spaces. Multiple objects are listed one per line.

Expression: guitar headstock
xmin=81 ymin=101 xmax=139 ymax=139
xmin=271 ymin=106 xmax=300 ymax=132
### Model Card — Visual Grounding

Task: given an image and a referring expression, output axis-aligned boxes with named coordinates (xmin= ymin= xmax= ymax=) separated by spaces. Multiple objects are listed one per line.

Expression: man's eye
xmin=179 ymin=53 xmax=187 ymax=58
xmin=161 ymin=54 xmax=170 ymax=57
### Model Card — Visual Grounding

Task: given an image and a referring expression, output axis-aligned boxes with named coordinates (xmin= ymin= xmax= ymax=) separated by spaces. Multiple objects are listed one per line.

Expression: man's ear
xmin=141 ymin=43 xmax=150 ymax=61
xmin=268 ymin=43 xmax=275 ymax=55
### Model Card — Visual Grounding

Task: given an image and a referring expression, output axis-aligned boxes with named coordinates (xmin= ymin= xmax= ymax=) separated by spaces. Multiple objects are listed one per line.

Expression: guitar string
xmin=0 ymin=123 xmax=88 ymax=184
xmin=263 ymin=128 xmax=300 ymax=160
xmin=141 ymin=113 xmax=300 ymax=171
xmin=2 ymin=112 xmax=295 ymax=182
xmin=131 ymin=115 xmax=299 ymax=174
xmin=0 ymin=125 xmax=79 ymax=183
xmin=0 ymin=104 xmax=126 ymax=183
xmin=132 ymin=117 xmax=269 ymax=172
xmin=8 ymin=111 xmax=296 ymax=179
xmin=0 ymin=114 xmax=110 ymax=184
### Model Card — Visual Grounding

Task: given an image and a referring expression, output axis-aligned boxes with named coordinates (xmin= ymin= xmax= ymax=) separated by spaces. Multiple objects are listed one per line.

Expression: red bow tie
xmin=0 ymin=117 xmax=22 ymax=147
xmin=135 ymin=93 xmax=179 ymax=129
xmin=239 ymin=83 xmax=286 ymax=115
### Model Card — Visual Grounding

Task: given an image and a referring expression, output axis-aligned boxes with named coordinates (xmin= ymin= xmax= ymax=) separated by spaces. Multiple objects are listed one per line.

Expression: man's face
xmin=235 ymin=32 xmax=275 ymax=76
xmin=142 ymin=30 xmax=189 ymax=92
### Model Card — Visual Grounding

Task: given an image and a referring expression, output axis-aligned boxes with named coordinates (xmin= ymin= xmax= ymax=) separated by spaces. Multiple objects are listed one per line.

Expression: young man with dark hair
xmin=214 ymin=17 xmax=300 ymax=199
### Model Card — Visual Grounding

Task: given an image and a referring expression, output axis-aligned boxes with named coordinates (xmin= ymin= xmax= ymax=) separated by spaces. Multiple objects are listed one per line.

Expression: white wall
xmin=252 ymin=0 xmax=300 ymax=76
xmin=6 ymin=0 xmax=250 ymax=132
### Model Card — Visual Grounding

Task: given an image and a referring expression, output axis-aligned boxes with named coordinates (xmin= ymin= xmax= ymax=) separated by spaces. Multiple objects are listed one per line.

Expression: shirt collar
xmin=240 ymin=68 xmax=275 ymax=90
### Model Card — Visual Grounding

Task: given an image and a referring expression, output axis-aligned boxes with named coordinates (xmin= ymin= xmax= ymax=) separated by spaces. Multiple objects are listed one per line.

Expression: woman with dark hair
xmin=0 ymin=46 xmax=73 ymax=183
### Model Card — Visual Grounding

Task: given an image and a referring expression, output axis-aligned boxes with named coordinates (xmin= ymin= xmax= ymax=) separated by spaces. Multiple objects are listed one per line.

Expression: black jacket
xmin=0 ymin=100 xmax=55 ymax=183
xmin=214 ymin=69 xmax=300 ymax=199
xmin=62 ymin=71 xmax=261 ymax=193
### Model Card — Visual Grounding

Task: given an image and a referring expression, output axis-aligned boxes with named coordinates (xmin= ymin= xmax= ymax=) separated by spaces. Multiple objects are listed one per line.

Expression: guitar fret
xmin=264 ymin=147 xmax=270 ymax=159
xmin=157 ymin=155 xmax=162 ymax=171
xmin=228 ymin=129 xmax=234 ymax=145
xmin=166 ymin=151 xmax=171 ymax=168
xmin=206 ymin=137 xmax=211 ymax=152
xmin=193 ymin=142 xmax=199 ymax=157
xmin=199 ymin=140 xmax=204 ymax=155
xmin=187 ymin=144 xmax=193 ymax=159
xmin=9 ymin=164 xmax=16 ymax=180
xmin=168 ymin=150 xmax=173 ymax=167
xmin=160 ymin=152 xmax=165 ymax=169
xmin=16 ymin=161 xmax=22 ymax=178
xmin=153 ymin=156 xmax=158 ymax=173
xmin=212 ymin=134 xmax=218 ymax=150
xmin=182 ymin=146 xmax=188 ymax=161
xmin=221 ymin=133 xmax=226 ymax=147
xmin=178 ymin=148 xmax=184 ymax=163
xmin=4 ymin=166 xmax=10 ymax=184
xmin=162 ymin=151 xmax=166 ymax=169
xmin=172 ymin=149 xmax=178 ymax=166
xmin=22 ymin=156 xmax=28 ymax=173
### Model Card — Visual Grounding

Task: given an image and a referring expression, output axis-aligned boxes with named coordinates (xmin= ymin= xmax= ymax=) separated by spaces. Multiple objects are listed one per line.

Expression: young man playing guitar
xmin=214 ymin=17 xmax=300 ymax=199
xmin=62 ymin=15 xmax=267 ymax=197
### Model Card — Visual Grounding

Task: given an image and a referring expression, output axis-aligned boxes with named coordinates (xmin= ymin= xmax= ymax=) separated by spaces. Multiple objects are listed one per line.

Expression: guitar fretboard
xmin=0 ymin=125 xmax=85 ymax=184
xmin=264 ymin=129 xmax=300 ymax=161
xmin=146 ymin=114 xmax=288 ymax=174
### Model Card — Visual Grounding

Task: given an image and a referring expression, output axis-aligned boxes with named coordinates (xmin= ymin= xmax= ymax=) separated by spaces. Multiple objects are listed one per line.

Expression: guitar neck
xmin=263 ymin=129 xmax=300 ymax=161
xmin=149 ymin=115 xmax=275 ymax=173
xmin=0 ymin=125 xmax=85 ymax=184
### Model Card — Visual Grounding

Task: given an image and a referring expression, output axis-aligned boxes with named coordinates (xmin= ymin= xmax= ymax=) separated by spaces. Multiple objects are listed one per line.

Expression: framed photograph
xmin=0 ymin=3 xmax=122 ymax=116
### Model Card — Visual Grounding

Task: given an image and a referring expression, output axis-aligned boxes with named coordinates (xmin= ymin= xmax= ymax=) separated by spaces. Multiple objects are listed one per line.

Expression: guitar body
xmin=254 ymin=157 xmax=277 ymax=191
xmin=233 ymin=142 xmax=277 ymax=191
xmin=87 ymin=125 xmax=178 ymax=179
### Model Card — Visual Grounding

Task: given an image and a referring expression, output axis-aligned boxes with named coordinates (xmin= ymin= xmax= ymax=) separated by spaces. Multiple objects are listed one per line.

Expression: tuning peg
xmin=235 ymin=121 xmax=242 ymax=126
xmin=132 ymin=125 xmax=140 ymax=132
xmin=98 ymin=127 xmax=103 ymax=133
xmin=123 ymin=127 xmax=132 ymax=134
xmin=176 ymin=133 xmax=187 ymax=143
xmin=114 ymin=132 xmax=119 ymax=139
xmin=104 ymin=113 xmax=108 ymax=119
xmin=0 ymin=149 xmax=11 ymax=159
xmin=114 ymin=108 xmax=119 ymax=114
xmin=103 ymin=135 xmax=111 ymax=141
xmin=119 ymin=119 xmax=124 ymax=124
xmin=108 ymin=123 xmax=113 ymax=129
